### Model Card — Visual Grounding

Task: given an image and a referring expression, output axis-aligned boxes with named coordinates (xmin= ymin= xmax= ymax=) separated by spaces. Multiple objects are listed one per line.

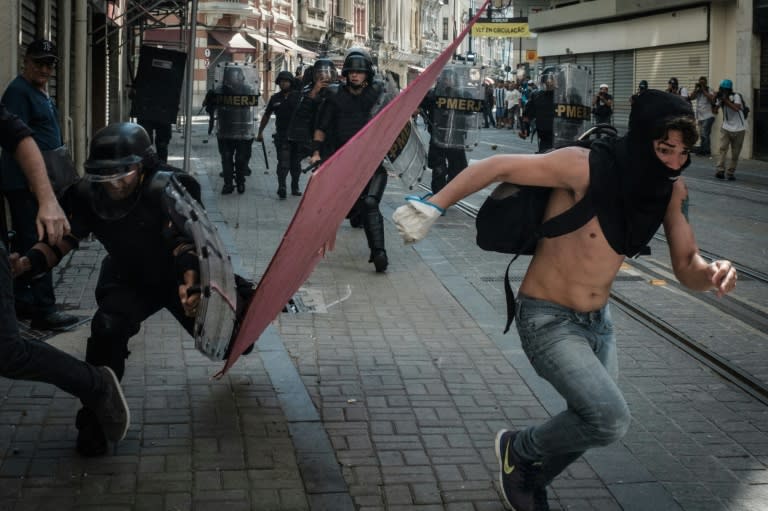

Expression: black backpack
xmin=738 ymin=93 xmax=750 ymax=119
xmin=475 ymin=125 xmax=616 ymax=333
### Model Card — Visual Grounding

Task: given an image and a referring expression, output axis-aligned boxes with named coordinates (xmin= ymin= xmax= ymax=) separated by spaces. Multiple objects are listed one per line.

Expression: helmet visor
xmin=83 ymin=165 xmax=138 ymax=183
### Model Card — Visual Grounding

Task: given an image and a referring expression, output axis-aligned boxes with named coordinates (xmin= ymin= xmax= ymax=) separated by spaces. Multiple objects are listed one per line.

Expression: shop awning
xmin=272 ymin=37 xmax=316 ymax=58
xmin=241 ymin=30 xmax=295 ymax=55
xmin=209 ymin=31 xmax=257 ymax=52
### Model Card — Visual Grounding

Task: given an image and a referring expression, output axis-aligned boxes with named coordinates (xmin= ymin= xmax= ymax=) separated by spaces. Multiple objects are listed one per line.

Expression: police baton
xmin=260 ymin=138 xmax=270 ymax=170
xmin=302 ymin=159 xmax=323 ymax=174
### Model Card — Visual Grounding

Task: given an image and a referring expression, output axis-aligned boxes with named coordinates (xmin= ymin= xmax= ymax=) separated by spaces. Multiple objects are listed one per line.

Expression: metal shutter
xmin=612 ymin=51 xmax=633 ymax=131
xmin=634 ymin=42 xmax=709 ymax=93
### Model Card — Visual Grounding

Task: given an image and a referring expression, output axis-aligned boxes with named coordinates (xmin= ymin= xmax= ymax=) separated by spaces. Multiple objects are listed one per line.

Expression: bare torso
xmin=518 ymin=155 xmax=626 ymax=312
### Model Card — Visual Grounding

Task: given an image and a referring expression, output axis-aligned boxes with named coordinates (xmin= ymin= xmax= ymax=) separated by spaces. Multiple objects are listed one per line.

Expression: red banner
xmin=219 ymin=0 xmax=491 ymax=375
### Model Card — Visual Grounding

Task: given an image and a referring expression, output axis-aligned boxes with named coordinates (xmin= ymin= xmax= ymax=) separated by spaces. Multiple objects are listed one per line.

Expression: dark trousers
xmin=138 ymin=119 xmax=172 ymax=162
xmin=427 ymin=143 xmax=468 ymax=195
xmin=86 ymin=256 xmax=194 ymax=380
xmin=537 ymin=130 xmax=554 ymax=154
xmin=217 ymin=137 xmax=253 ymax=186
xmin=3 ymin=189 xmax=55 ymax=315
xmin=359 ymin=167 xmax=388 ymax=254
xmin=274 ymin=135 xmax=302 ymax=192
xmin=207 ymin=113 xmax=215 ymax=135
xmin=0 ymin=240 xmax=103 ymax=404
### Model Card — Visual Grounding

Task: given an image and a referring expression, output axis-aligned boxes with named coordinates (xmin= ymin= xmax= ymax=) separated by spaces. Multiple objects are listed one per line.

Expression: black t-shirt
xmin=264 ymin=90 xmax=301 ymax=135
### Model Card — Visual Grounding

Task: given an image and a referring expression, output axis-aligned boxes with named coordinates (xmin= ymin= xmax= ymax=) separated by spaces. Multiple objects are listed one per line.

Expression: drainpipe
xmin=73 ymin=1 xmax=88 ymax=170
xmin=182 ymin=0 xmax=199 ymax=171
xmin=58 ymin=0 xmax=72 ymax=148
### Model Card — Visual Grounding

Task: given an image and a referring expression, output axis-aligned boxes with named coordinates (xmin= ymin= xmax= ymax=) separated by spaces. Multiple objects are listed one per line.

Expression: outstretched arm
xmin=663 ymin=179 xmax=737 ymax=297
xmin=15 ymin=136 xmax=71 ymax=246
xmin=393 ymin=146 xmax=589 ymax=244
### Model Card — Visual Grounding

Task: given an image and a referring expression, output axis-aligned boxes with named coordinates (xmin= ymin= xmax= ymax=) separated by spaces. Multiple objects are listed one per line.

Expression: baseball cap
xmin=668 ymin=77 xmax=678 ymax=86
xmin=26 ymin=39 xmax=58 ymax=62
xmin=599 ymin=83 xmax=609 ymax=89
xmin=720 ymin=79 xmax=733 ymax=89
xmin=638 ymin=80 xmax=648 ymax=89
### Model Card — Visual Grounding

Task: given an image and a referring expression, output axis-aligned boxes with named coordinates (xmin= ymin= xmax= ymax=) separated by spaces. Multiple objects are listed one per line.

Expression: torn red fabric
xmin=220 ymin=0 xmax=491 ymax=375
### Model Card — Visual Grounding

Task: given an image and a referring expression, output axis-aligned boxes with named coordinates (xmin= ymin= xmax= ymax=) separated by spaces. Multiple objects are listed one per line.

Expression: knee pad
xmin=361 ymin=195 xmax=380 ymax=211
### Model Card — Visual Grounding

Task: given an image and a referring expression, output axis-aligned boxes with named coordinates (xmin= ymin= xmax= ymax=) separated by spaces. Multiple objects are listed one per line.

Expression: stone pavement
xmin=1 ymin=117 xmax=767 ymax=510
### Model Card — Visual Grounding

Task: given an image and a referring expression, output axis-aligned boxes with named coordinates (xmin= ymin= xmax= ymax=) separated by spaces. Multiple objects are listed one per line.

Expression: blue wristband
xmin=404 ymin=194 xmax=445 ymax=215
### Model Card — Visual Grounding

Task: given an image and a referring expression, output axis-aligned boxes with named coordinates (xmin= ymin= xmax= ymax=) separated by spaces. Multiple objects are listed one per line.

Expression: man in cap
xmin=592 ymin=83 xmax=613 ymax=124
xmin=392 ymin=90 xmax=737 ymax=510
xmin=713 ymin=78 xmax=747 ymax=180
xmin=0 ymin=39 xmax=78 ymax=330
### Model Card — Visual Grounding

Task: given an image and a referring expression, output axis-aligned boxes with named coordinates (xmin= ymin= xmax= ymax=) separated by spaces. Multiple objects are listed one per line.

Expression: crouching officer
xmin=309 ymin=49 xmax=389 ymax=272
xmin=10 ymin=122 xmax=253 ymax=456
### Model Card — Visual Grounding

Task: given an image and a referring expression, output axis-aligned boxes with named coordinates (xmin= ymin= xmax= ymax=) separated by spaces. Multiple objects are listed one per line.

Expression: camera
xmin=715 ymin=90 xmax=724 ymax=100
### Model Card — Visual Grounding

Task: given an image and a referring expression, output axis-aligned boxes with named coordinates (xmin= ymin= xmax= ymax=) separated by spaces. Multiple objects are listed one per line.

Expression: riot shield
xmin=130 ymin=46 xmax=186 ymax=124
xmin=164 ymin=175 xmax=237 ymax=361
xmin=214 ymin=62 xmax=260 ymax=140
xmin=552 ymin=63 xmax=593 ymax=146
xmin=371 ymin=70 xmax=401 ymax=117
xmin=430 ymin=64 xmax=485 ymax=150
xmin=383 ymin=119 xmax=428 ymax=189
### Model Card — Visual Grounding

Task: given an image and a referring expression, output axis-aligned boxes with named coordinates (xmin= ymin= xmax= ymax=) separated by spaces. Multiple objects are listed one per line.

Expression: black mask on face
xmin=589 ymin=90 xmax=694 ymax=256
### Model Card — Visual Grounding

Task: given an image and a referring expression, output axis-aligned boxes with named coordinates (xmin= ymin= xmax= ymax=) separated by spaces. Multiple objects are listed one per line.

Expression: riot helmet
xmin=539 ymin=67 xmax=557 ymax=91
xmin=275 ymin=70 xmax=294 ymax=86
xmin=83 ymin=122 xmax=153 ymax=220
xmin=342 ymin=48 xmax=374 ymax=82
xmin=438 ymin=68 xmax=458 ymax=88
xmin=223 ymin=65 xmax=246 ymax=88
xmin=313 ymin=58 xmax=337 ymax=84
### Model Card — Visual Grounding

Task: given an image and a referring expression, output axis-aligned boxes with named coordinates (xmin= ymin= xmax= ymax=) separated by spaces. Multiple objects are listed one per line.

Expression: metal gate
xmin=634 ymin=42 xmax=709 ymax=95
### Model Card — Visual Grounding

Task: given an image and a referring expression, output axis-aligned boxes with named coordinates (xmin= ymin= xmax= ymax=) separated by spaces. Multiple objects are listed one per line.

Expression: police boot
xmin=363 ymin=199 xmax=388 ymax=273
xmin=291 ymin=176 xmax=302 ymax=196
xmin=75 ymin=407 xmax=108 ymax=457
xmin=277 ymin=170 xmax=288 ymax=199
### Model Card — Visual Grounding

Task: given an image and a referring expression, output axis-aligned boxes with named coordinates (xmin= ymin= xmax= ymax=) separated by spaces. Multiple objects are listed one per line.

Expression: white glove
xmin=392 ymin=194 xmax=445 ymax=244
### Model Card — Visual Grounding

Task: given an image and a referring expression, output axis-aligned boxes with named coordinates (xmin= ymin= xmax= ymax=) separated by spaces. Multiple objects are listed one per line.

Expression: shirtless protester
xmin=392 ymin=90 xmax=738 ymax=511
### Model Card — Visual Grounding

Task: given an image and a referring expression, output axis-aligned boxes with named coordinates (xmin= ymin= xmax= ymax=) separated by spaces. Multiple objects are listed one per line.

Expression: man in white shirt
xmin=667 ymin=77 xmax=690 ymax=102
xmin=506 ymin=83 xmax=522 ymax=130
xmin=691 ymin=76 xmax=716 ymax=156
xmin=714 ymin=78 xmax=747 ymax=181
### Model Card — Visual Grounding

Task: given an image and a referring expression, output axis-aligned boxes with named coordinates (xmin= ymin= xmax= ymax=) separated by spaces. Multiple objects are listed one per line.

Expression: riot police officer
xmin=309 ymin=49 xmax=389 ymax=273
xmin=10 ymin=123 xmax=254 ymax=456
xmin=520 ymin=67 xmax=556 ymax=153
xmin=215 ymin=64 xmax=259 ymax=194
xmin=257 ymin=70 xmax=301 ymax=199
xmin=286 ymin=59 xmax=338 ymax=162
xmin=420 ymin=66 xmax=471 ymax=195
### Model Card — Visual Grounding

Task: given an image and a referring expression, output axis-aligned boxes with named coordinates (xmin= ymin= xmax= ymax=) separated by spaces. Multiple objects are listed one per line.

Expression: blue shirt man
xmin=0 ymin=39 xmax=76 ymax=330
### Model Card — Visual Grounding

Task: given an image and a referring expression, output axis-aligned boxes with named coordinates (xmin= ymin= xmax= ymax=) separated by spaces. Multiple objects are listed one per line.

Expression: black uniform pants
xmin=217 ymin=137 xmax=253 ymax=186
xmin=86 ymin=256 xmax=194 ymax=380
xmin=273 ymin=134 xmax=302 ymax=192
xmin=138 ymin=119 xmax=172 ymax=162
xmin=427 ymin=143 xmax=468 ymax=195
xmin=357 ymin=166 xmax=387 ymax=254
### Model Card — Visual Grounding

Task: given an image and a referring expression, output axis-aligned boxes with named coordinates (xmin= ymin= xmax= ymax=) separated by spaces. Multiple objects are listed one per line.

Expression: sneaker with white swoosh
xmin=494 ymin=429 xmax=544 ymax=511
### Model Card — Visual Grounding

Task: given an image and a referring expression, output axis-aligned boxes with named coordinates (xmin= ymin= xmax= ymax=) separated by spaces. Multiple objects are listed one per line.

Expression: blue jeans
xmin=513 ymin=294 xmax=631 ymax=483
xmin=698 ymin=116 xmax=715 ymax=154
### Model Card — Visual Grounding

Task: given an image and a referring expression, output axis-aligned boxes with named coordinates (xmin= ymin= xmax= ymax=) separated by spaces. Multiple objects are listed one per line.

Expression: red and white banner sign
xmin=220 ymin=0 xmax=491 ymax=374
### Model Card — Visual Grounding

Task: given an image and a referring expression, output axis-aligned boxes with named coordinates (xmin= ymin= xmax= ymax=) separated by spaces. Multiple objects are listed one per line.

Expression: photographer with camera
xmin=592 ymin=84 xmax=614 ymax=125
xmin=692 ymin=76 xmax=716 ymax=156
xmin=714 ymin=78 xmax=747 ymax=181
